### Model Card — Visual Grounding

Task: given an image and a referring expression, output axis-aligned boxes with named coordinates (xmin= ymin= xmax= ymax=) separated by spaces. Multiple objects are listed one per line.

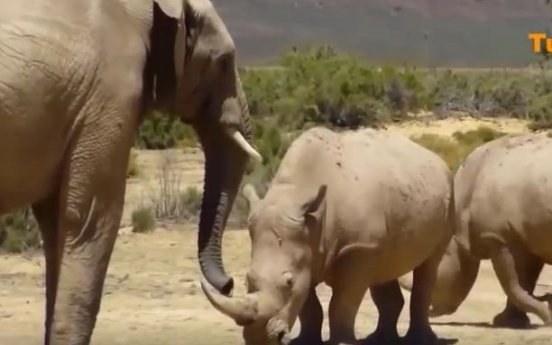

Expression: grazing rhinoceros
xmin=201 ymin=127 xmax=455 ymax=345
xmin=399 ymin=132 xmax=552 ymax=329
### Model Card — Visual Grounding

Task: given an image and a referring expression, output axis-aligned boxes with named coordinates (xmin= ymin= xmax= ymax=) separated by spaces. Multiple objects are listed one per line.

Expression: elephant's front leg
xmin=328 ymin=259 xmax=369 ymax=345
xmin=47 ymin=123 xmax=131 ymax=345
xmin=290 ymin=286 xmax=323 ymax=345
xmin=32 ymin=194 xmax=61 ymax=345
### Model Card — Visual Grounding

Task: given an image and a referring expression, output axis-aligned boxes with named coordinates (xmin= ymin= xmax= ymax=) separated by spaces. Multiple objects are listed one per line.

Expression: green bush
xmin=135 ymin=111 xmax=194 ymax=150
xmin=178 ymin=125 xmax=199 ymax=149
xmin=452 ymin=126 xmax=506 ymax=147
xmin=179 ymin=187 xmax=202 ymax=220
xmin=239 ymin=46 xmax=552 ymax=131
xmin=0 ymin=208 xmax=41 ymax=253
xmin=411 ymin=133 xmax=464 ymax=172
xmin=242 ymin=46 xmax=415 ymax=131
xmin=411 ymin=126 xmax=507 ymax=172
xmin=131 ymin=206 xmax=156 ymax=233
xmin=527 ymin=94 xmax=552 ymax=131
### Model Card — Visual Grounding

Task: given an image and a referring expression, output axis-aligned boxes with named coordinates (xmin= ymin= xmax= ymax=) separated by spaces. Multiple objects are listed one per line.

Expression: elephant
xmin=399 ymin=132 xmax=552 ymax=329
xmin=201 ymin=127 xmax=455 ymax=345
xmin=0 ymin=0 xmax=262 ymax=344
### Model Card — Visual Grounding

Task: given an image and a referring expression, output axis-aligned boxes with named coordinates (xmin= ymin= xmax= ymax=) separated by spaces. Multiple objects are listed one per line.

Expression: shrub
xmin=528 ymin=94 xmax=552 ymax=131
xmin=147 ymin=153 xmax=183 ymax=221
xmin=452 ymin=126 xmax=505 ymax=147
xmin=0 ymin=208 xmax=41 ymax=253
xmin=135 ymin=111 xmax=190 ymax=150
xmin=178 ymin=124 xmax=199 ymax=148
xmin=412 ymin=126 xmax=506 ymax=172
xmin=241 ymin=46 xmax=434 ymax=133
xmin=140 ymin=152 xmax=204 ymax=225
xmin=131 ymin=206 xmax=156 ymax=233
xmin=238 ymin=46 xmax=552 ymax=131
xmin=411 ymin=133 xmax=465 ymax=172
xmin=179 ymin=187 xmax=202 ymax=221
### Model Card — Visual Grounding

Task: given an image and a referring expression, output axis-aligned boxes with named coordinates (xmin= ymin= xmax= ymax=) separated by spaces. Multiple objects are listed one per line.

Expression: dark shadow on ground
xmin=318 ymin=336 xmax=459 ymax=345
xmin=430 ymin=321 xmax=539 ymax=330
xmin=401 ymin=337 xmax=458 ymax=345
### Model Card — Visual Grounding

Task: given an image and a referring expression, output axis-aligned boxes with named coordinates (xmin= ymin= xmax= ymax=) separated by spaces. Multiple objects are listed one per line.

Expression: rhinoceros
xmin=201 ymin=127 xmax=455 ymax=345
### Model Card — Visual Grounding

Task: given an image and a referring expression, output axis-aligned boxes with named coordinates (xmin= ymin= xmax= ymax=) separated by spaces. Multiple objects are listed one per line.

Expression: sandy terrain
xmin=385 ymin=114 xmax=530 ymax=137
xmin=2 ymin=116 xmax=551 ymax=345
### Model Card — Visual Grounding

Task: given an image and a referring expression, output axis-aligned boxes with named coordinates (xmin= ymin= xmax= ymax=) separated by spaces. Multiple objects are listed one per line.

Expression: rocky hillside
xmin=212 ymin=0 xmax=552 ymax=67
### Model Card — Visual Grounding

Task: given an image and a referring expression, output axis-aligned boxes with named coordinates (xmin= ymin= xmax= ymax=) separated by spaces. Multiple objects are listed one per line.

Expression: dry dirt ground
xmin=2 ymin=117 xmax=552 ymax=345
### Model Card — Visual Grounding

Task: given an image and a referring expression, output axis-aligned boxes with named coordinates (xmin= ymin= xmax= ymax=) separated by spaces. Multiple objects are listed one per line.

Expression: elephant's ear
xmin=177 ymin=0 xmax=238 ymax=123
xmin=155 ymin=0 xmax=183 ymax=18
xmin=301 ymin=185 xmax=327 ymax=226
xmin=184 ymin=0 xmax=234 ymax=53
xmin=150 ymin=1 xmax=182 ymax=110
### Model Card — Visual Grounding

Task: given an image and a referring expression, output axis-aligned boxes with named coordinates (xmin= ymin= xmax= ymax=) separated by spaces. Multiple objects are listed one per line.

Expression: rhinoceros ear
xmin=243 ymin=184 xmax=260 ymax=206
xmin=155 ymin=0 xmax=184 ymax=19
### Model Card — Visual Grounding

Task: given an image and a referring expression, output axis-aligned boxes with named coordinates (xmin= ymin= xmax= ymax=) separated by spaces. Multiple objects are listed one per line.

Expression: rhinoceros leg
xmin=490 ymin=244 xmax=551 ymax=326
xmin=492 ymin=245 xmax=543 ymax=329
xmin=289 ymin=286 xmax=323 ymax=345
xmin=404 ymin=251 xmax=443 ymax=345
xmin=362 ymin=280 xmax=404 ymax=345
xmin=327 ymin=263 xmax=370 ymax=345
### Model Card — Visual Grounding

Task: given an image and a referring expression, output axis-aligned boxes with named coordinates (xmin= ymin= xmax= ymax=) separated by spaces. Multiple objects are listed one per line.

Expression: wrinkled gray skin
xmin=202 ymin=127 xmax=455 ymax=345
xmin=0 ymin=1 xmax=261 ymax=344
xmin=399 ymin=132 xmax=552 ymax=329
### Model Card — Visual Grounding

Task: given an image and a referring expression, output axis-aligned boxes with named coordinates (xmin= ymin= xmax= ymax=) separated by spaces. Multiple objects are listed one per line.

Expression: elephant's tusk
xmin=225 ymin=128 xmax=263 ymax=163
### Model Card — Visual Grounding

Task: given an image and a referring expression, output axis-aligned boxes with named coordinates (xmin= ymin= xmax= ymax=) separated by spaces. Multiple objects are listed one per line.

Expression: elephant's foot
xmin=402 ymin=325 xmax=437 ymax=345
xmin=362 ymin=329 xmax=401 ymax=345
xmin=492 ymin=308 xmax=531 ymax=329
xmin=289 ymin=332 xmax=324 ymax=345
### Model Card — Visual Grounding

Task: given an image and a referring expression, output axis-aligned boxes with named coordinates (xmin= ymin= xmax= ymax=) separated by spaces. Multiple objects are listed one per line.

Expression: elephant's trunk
xmin=195 ymin=69 xmax=260 ymax=296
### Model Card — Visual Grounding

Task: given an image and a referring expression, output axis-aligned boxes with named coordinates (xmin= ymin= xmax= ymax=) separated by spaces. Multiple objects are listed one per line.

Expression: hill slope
xmin=212 ymin=0 xmax=552 ymax=67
